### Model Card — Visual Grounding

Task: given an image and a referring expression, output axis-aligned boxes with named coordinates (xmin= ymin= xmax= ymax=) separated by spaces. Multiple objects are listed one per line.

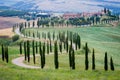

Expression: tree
xmin=39 ymin=41 xmax=44 ymax=69
xmin=43 ymin=42 xmax=46 ymax=67
xmin=32 ymin=40 xmax=35 ymax=64
xmin=27 ymin=40 xmax=30 ymax=63
xmin=50 ymin=40 xmax=52 ymax=52
xmin=66 ymin=39 xmax=69 ymax=53
xmin=110 ymin=57 xmax=114 ymax=71
xmin=69 ymin=45 xmax=75 ymax=70
xmin=92 ymin=48 xmax=95 ymax=70
xmin=53 ymin=31 xmax=55 ymax=40
xmin=69 ymin=45 xmax=72 ymax=69
xmin=54 ymin=41 xmax=59 ymax=69
xmin=36 ymin=41 xmax=38 ymax=54
xmin=59 ymin=42 xmax=62 ymax=53
xmin=19 ymin=42 xmax=22 ymax=55
xmin=104 ymin=52 xmax=108 ymax=71
xmin=85 ymin=43 xmax=89 ymax=70
xmin=33 ymin=32 xmax=35 ymax=38
xmin=33 ymin=21 xmax=35 ymax=27
xmin=37 ymin=18 xmax=40 ymax=28
xmin=47 ymin=41 xmax=49 ymax=55
xmin=5 ymin=46 xmax=9 ymax=63
xmin=77 ymin=35 xmax=81 ymax=49
xmin=24 ymin=41 xmax=27 ymax=61
xmin=28 ymin=22 xmax=30 ymax=28
xmin=71 ymin=48 xmax=75 ymax=69
xmin=1 ymin=44 xmax=5 ymax=61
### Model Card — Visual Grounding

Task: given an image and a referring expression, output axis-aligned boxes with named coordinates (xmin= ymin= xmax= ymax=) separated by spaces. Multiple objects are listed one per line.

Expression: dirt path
xmin=12 ymin=55 xmax=40 ymax=69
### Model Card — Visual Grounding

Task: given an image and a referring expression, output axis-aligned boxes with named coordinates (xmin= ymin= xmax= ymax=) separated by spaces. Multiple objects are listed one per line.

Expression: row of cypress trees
xmin=23 ymin=30 xmax=81 ymax=52
xmin=85 ymin=43 xmax=115 ymax=71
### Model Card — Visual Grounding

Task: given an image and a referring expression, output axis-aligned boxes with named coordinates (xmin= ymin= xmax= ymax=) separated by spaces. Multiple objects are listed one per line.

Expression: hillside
xmin=0 ymin=0 xmax=120 ymax=12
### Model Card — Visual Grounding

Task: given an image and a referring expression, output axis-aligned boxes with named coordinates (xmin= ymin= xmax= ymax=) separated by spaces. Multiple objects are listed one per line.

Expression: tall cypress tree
xmin=33 ymin=21 xmax=35 ymax=27
xmin=77 ymin=35 xmax=81 ymax=49
xmin=110 ymin=57 xmax=114 ymax=71
xmin=20 ymin=42 xmax=22 ymax=55
xmin=69 ymin=45 xmax=72 ymax=69
xmin=36 ymin=41 xmax=38 ymax=54
xmin=92 ymin=48 xmax=95 ymax=70
xmin=43 ymin=42 xmax=46 ymax=67
xmin=1 ymin=44 xmax=5 ymax=61
xmin=27 ymin=40 xmax=30 ymax=63
xmin=24 ymin=41 xmax=27 ymax=61
xmin=28 ymin=22 xmax=30 ymax=28
xmin=66 ymin=38 xmax=68 ymax=53
xmin=5 ymin=46 xmax=9 ymax=63
xmin=71 ymin=48 xmax=75 ymax=69
xmin=59 ymin=42 xmax=62 ymax=53
xmin=54 ymin=41 xmax=59 ymax=69
xmin=50 ymin=40 xmax=52 ymax=52
xmin=47 ymin=41 xmax=49 ymax=55
xmin=85 ymin=43 xmax=89 ymax=70
xmin=53 ymin=31 xmax=55 ymax=40
xmin=32 ymin=40 xmax=35 ymax=64
xmin=104 ymin=52 xmax=108 ymax=71
xmin=39 ymin=41 xmax=44 ymax=68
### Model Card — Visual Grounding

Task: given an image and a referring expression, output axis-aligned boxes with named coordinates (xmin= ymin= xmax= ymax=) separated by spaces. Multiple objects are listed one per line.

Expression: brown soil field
xmin=0 ymin=28 xmax=14 ymax=38
xmin=0 ymin=17 xmax=26 ymax=38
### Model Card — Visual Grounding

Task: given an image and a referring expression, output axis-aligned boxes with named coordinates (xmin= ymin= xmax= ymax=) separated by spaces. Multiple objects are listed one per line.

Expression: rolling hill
xmin=0 ymin=0 xmax=120 ymax=13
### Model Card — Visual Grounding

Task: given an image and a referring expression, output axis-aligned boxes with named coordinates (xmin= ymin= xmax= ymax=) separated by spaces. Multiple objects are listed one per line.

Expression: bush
xmin=12 ymin=35 xmax=19 ymax=42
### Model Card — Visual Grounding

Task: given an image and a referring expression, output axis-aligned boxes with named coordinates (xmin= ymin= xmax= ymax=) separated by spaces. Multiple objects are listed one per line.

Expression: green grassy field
xmin=0 ymin=23 xmax=120 ymax=80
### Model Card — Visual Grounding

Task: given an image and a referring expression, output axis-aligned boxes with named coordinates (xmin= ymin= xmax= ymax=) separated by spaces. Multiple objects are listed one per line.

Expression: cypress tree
xmin=104 ymin=52 xmax=108 ymax=71
xmin=39 ymin=41 xmax=43 ymax=68
xmin=54 ymin=41 xmax=59 ymax=69
xmin=33 ymin=32 xmax=35 ymax=38
xmin=43 ymin=42 xmax=46 ymax=67
xmin=71 ymin=48 xmax=75 ymax=69
xmin=33 ymin=21 xmax=35 ymax=27
xmin=110 ymin=57 xmax=114 ymax=71
xmin=85 ymin=43 xmax=89 ymax=70
xmin=92 ymin=48 xmax=95 ymax=70
xmin=20 ymin=42 xmax=22 ymax=55
xmin=24 ymin=41 xmax=27 ymax=61
xmin=36 ymin=41 xmax=38 ymax=54
xmin=28 ymin=22 xmax=30 ymax=28
xmin=53 ymin=31 xmax=55 ymax=40
xmin=66 ymin=38 xmax=68 ymax=53
xmin=27 ymin=40 xmax=30 ymax=63
xmin=59 ymin=42 xmax=62 ymax=53
xmin=69 ymin=45 xmax=72 ymax=69
xmin=1 ymin=44 xmax=5 ymax=61
xmin=47 ymin=41 xmax=49 ymax=55
xmin=50 ymin=40 xmax=52 ymax=52
xmin=77 ymin=35 xmax=81 ymax=49
xmin=5 ymin=46 xmax=9 ymax=63
xmin=32 ymin=40 xmax=35 ymax=64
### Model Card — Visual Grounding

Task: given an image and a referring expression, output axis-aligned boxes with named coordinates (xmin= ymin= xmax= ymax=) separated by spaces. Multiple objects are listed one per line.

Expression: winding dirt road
xmin=12 ymin=55 xmax=40 ymax=69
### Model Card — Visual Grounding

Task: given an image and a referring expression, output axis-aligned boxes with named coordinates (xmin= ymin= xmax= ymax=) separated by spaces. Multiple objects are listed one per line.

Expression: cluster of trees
xmin=1 ymin=44 xmax=9 ymax=63
xmin=22 ymin=30 xmax=81 ymax=52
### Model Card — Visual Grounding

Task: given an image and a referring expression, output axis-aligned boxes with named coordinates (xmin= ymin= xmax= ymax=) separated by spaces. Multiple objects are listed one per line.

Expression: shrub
xmin=12 ymin=35 xmax=19 ymax=42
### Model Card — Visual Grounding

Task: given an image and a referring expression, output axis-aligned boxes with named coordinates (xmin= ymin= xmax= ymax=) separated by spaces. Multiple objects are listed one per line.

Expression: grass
xmin=0 ymin=23 xmax=120 ymax=80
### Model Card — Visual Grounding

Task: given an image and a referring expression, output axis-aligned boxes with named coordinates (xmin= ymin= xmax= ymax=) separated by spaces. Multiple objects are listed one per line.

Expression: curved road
xmin=12 ymin=55 xmax=40 ymax=69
